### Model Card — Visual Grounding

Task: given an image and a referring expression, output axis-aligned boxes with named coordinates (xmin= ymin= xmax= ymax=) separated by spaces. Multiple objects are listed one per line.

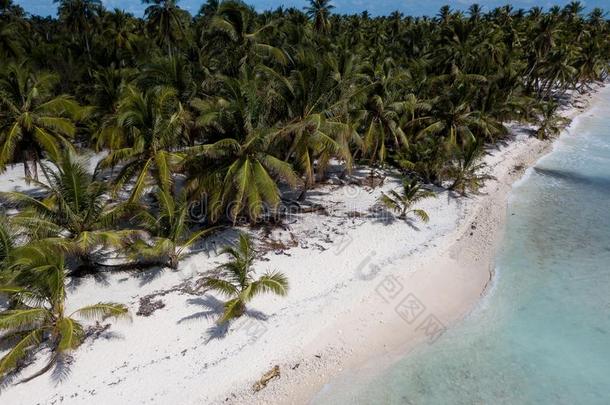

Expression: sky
xmin=13 ymin=0 xmax=609 ymax=19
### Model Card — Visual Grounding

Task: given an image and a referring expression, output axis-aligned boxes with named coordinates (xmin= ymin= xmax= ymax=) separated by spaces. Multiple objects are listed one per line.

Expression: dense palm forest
xmin=0 ymin=0 xmax=608 ymax=381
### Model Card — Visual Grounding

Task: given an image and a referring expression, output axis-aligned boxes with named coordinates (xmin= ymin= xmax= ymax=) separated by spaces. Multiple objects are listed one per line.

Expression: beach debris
xmin=299 ymin=203 xmax=329 ymax=215
xmin=137 ymin=297 xmax=166 ymax=317
xmin=347 ymin=211 xmax=366 ymax=218
xmin=252 ymin=365 xmax=280 ymax=392
xmin=86 ymin=322 xmax=111 ymax=339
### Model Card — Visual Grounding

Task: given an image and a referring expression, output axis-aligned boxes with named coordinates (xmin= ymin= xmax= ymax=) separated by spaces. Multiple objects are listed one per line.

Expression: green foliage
xmin=201 ymin=233 xmax=289 ymax=323
xmin=0 ymin=0 xmax=607 ymax=378
xmin=0 ymin=151 xmax=139 ymax=274
xmin=0 ymin=247 xmax=129 ymax=382
xmin=0 ymin=63 xmax=87 ymax=178
xmin=129 ymin=187 xmax=218 ymax=269
xmin=446 ymin=139 xmax=492 ymax=195
xmin=536 ymin=101 xmax=571 ymax=139
xmin=380 ymin=178 xmax=435 ymax=222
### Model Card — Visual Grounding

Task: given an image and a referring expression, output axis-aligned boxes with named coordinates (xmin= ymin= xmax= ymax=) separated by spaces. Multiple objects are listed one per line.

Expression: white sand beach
xmin=0 ymin=87 xmax=602 ymax=405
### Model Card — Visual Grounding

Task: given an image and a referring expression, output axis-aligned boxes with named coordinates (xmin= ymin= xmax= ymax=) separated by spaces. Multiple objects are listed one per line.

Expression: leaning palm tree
xmin=380 ymin=178 xmax=435 ymax=222
xmin=0 ymin=247 xmax=129 ymax=382
xmin=446 ymin=139 xmax=491 ymax=195
xmin=201 ymin=233 xmax=288 ymax=324
xmin=0 ymin=151 xmax=139 ymax=274
xmin=535 ymin=101 xmax=570 ymax=139
xmin=0 ymin=63 xmax=86 ymax=179
xmin=129 ymin=187 xmax=218 ymax=269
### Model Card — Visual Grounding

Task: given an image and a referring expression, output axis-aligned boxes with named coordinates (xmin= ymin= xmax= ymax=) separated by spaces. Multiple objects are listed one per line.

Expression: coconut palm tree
xmin=0 ymin=151 xmax=139 ymax=274
xmin=0 ymin=21 xmax=22 ymax=59
xmin=305 ymin=0 xmax=334 ymax=34
xmin=0 ymin=63 xmax=86 ymax=179
xmin=0 ymin=246 xmax=129 ymax=382
xmin=206 ymin=0 xmax=288 ymax=68
xmin=54 ymin=0 xmax=102 ymax=60
xmin=275 ymin=54 xmax=356 ymax=189
xmin=0 ymin=215 xmax=16 ymax=278
xmin=97 ymin=85 xmax=187 ymax=202
xmin=100 ymin=8 xmax=138 ymax=67
xmin=201 ymin=233 xmax=288 ymax=324
xmin=142 ymin=0 xmax=190 ymax=57
xmin=128 ymin=187 xmax=218 ymax=269
xmin=380 ymin=178 xmax=434 ymax=222
xmin=446 ymin=139 xmax=490 ymax=195
xmin=187 ymin=68 xmax=299 ymax=223
xmin=186 ymin=130 xmax=299 ymax=224
xmin=535 ymin=102 xmax=570 ymax=140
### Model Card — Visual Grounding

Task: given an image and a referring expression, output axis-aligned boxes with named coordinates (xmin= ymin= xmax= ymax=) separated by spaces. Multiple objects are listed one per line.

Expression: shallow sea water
xmin=313 ymin=88 xmax=610 ymax=405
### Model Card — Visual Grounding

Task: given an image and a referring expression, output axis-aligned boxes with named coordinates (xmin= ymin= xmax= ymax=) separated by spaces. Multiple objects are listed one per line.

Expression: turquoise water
xmin=313 ymin=90 xmax=610 ymax=405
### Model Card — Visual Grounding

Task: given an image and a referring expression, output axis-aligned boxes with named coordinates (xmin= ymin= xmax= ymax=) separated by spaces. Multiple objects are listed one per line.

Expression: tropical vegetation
xmin=0 ymin=0 xmax=608 ymax=383
xmin=200 ymin=232 xmax=289 ymax=324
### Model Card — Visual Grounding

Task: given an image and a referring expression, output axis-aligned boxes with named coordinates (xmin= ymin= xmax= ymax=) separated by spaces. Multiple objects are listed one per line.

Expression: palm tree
xmin=142 ymin=0 xmax=190 ymax=57
xmin=0 ymin=63 xmax=86 ymax=179
xmin=305 ymin=0 xmax=334 ymax=34
xmin=0 ymin=215 xmax=16 ymax=279
xmin=468 ymin=4 xmax=483 ymax=22
xmin=201 ymin=233 xmax=288 ymax=324
xmin=129 ymin=187 xmax=218 ymax=269
xmin=380 ymin=178 xmax=434 ymax=222
xmin=358 ymin=95 xmax=406 ymax=165
xmin=276 ymin=54 xmax=356 ymax=189
xmin=0 ymin=21 xmax=22 ymax=59
xmin=187 ymin=68 xmax=299 ymax=223
xmin=446 ymin=139 xmax=490 ymax=195
xmin=138 ymin=55 xmax=196 ymax=104
xmin=0 ymin=152 xmax=139 ymax=274
xmin=54 ymin=0 xmax=102 ymax=60
xmin=535 ymin=102 xmax=569 ymax=139
xmin=97 ymin=85 xmax=187 ymax=202
xmin=0 ymin=247 xmax=129 ymax=382
xmin=206 ymin=0 xmax=288 ymax=68
xmin=101 ymin=9 xmax=138 ymax=66
xmin=186 ymin=131 xmax=299 ymax=224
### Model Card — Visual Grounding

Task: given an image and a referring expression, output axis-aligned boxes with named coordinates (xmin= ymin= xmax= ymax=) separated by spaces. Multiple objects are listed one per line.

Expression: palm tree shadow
xmin=0 ymin=369 xmax=20 ymax=392
xmin=404 ymin=218 xmax=421 ymax=231
xmin=50 ymin=354 xmax=73 ymax=385
xmin=178 ymin=296 xmax=224 ymax=324
xmin=368 ymin=206 xmax=399 ymax=225
xmin=66 ymin=270 xmax=111 ymax=292
xmin=178 ymin=296 xmax=269 ymax=342
xmin=134 ymin=265 xmax=166 ymax=287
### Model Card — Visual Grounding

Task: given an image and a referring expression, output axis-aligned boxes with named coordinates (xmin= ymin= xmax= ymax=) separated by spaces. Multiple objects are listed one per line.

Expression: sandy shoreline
xmin=221 ymin=86 xmax=604 ymax=405
xmin=0 ymin=86 xmax=603 ymax=405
